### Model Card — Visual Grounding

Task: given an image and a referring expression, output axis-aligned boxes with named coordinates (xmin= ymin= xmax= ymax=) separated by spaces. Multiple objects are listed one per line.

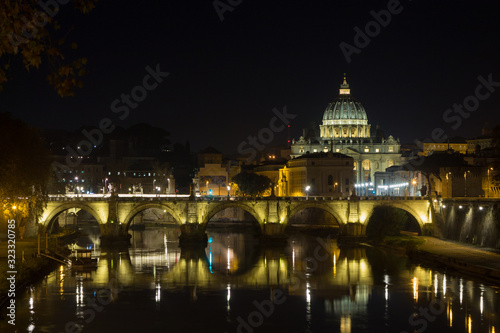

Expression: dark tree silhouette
xmin=232 ymin=172 xmax=272 ymax=197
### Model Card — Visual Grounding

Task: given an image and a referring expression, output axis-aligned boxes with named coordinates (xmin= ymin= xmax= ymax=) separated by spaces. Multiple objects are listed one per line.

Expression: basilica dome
xmin=320 ymin=75 xmax=371 ymax=139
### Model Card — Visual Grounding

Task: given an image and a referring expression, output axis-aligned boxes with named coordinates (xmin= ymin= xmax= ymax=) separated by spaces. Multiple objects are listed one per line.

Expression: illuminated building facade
xmin=278 ymin=152 xmax=355 ymax=197
xmin=290 ymin=76 xmax=402 ymax=185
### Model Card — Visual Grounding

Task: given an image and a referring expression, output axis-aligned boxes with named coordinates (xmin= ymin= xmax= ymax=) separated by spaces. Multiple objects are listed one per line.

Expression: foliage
xmin=0 ymin=112 xmax=52 ymax=226
xmin=232 ymin=172 xmax=272 ymax=197
xmin=408 ymin=151 xmax=466 ymax=196
xmin=0 ymin=0 xmax=98 ymax=97
xmin=366 ymin=205 xmax=408 ymax=240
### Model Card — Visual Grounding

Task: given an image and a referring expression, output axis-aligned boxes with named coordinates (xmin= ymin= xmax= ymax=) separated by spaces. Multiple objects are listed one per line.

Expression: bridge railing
xmin=47 ymin=194 xmax=427 ymax=202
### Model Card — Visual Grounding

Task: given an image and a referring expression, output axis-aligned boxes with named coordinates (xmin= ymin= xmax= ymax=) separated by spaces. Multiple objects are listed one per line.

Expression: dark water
xmin=3 ymin=226 xmax=500 ymax=333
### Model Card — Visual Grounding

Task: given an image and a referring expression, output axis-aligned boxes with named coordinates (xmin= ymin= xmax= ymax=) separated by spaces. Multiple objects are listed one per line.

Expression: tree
xmin=0 ymin=112 xmax=52 ymax=235
xmin=408 ymin=151 xmax=466 ymax=198
xmin=232 ymin=172 xmax=272 ymax=197
xmin=0 ymin=0 xmax=98 ymax=97
xmin=407 ymin=151 xmax=466 ymax=237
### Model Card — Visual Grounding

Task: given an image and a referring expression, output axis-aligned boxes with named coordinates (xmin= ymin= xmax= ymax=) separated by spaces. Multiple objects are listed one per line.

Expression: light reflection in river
xmin=3 ymin=226 xmax=500 ymax=333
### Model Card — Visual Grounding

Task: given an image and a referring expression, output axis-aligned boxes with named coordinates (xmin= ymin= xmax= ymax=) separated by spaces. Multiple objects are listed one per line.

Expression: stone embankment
xmin=409 ymin=236 xmax=500 ymax=284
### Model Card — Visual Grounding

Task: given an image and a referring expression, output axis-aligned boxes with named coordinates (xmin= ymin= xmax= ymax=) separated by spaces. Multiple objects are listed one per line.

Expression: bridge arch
xmin=203 ymin=202 xmax=263 ymax=226
xmin=284 ymin=202 xmax=344 ymax=227
xmin=122 ymin=203 xmax=183 ymax=230
xmin=43 ymin=203 xmax=104 ymax=232
xmin=364 ymin=203 xmax=426 ymax=235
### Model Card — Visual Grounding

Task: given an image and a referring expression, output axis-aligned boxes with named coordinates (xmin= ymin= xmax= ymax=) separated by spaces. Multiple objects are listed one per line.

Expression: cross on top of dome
xmin=339 ymin=73 xmax=350 ymax=95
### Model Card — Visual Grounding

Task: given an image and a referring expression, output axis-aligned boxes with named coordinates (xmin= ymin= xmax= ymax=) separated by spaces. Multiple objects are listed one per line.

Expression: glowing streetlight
xmin=305 ymin=185 xmax=311 ymax=197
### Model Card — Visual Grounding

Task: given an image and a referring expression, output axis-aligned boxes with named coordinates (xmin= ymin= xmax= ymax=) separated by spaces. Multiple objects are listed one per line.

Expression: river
xmin=2 ymin=225 xmax=500 ymax=333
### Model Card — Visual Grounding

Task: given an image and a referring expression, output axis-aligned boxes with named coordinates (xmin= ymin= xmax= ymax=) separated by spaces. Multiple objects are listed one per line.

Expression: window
xmin=375 ymin=148 xmax=380 ymax=153
xmin=345 ymin=178 xmax=349 ymax=186
xmin=389 ymin=146 xmax=394 ymax=152
xmin=364 ymin=147 xmax=369 ymax=153
xmin=362 ymin=160 xmax=371 ymax=170
xmin=336 ymin=148 xmax=340 ymax=152
xmin=328 ymin=175 xmax=333 ymax=186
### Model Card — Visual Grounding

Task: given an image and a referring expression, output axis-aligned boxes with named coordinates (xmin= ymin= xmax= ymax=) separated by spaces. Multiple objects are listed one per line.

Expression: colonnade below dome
xmin=320 ymin=124 xmax=371 ymax=139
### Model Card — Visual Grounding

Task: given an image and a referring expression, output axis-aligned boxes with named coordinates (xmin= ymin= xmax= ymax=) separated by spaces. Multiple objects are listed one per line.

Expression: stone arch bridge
xmin=41 ymin=194 xmax=433 ymax=244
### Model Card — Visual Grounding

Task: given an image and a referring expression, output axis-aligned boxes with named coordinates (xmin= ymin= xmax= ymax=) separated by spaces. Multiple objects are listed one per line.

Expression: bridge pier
xmin=339 ymin=222 xmax=366 ymax=245
xmin=179 ymin=223 xmax=208 ymax=247
xmin=100 ymin=223 xmax=131 ymax=247
xmin=261 ymin=223 xmax=287 ymax=245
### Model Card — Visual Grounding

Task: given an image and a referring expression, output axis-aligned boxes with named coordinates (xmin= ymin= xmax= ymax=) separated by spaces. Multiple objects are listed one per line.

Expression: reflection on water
xmin=4 ymin=226 xmax=500 ymax=333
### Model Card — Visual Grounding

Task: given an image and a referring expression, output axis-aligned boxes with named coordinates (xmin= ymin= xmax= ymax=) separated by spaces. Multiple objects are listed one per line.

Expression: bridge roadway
xmin=41 ymin=194 xmax=432 ymax=244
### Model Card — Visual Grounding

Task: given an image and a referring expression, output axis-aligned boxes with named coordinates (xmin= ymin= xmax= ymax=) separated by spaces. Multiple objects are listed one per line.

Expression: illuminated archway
xmin=43 ymin=203 xmax=104 ymax=234
xmin=123 ymin=203 xmax=183 ymax=230
xmin=284 ymin=202 xmax=343 ymax=228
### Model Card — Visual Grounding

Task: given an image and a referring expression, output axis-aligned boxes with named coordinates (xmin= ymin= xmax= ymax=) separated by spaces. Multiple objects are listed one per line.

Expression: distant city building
xmin=194 ymin=147 xmax=241 ymax=196
xmin=466 ymin=137 xmax=493 ymax=154
xmin=439 ymin=166 xmax=486 ymax=198
xmin=290 ymin=76 xmax=402 ymax=184
xmin=421 ymin=137 xmax=468 ymax=156
xmin=278 ymin=152 xmax=354 ymax=197
xmin=374 ymin=166 xmax=424 ymax=197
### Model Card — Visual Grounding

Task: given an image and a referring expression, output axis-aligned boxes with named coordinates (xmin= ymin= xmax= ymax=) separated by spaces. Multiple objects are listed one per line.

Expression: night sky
xmin=1 ymin=0 xmax=500 ymax=153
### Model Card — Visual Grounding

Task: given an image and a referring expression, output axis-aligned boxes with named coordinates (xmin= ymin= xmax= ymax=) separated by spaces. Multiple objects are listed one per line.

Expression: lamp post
xmin=74 ymin=177 xmax=79 ymax=197
xmin=305 ymin=185 xmax=311 ymax=198
xmin=227 ymin=185 xmax=231 ymax=200
xmin=153 ymin=179 xmax=156 ymax=194
xmin=488 ymin=167 xmax=493 ymax=198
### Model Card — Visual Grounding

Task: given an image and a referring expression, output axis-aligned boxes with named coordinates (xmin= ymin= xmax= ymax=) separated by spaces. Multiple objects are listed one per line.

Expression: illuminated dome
xmin=320 ymin=75 xmax=371 ymax=139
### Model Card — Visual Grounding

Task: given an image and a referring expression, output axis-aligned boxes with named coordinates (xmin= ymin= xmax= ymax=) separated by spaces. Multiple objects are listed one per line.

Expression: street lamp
xmin=153 ymin=179 xmax=156 ymax=194
xmin=488 ymin=167 xmax=494 ymax=198
xmin=227 ymin=185 xmax=231 ymax=200
xmin=305 ymin=185 xmax=311 ymax=198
